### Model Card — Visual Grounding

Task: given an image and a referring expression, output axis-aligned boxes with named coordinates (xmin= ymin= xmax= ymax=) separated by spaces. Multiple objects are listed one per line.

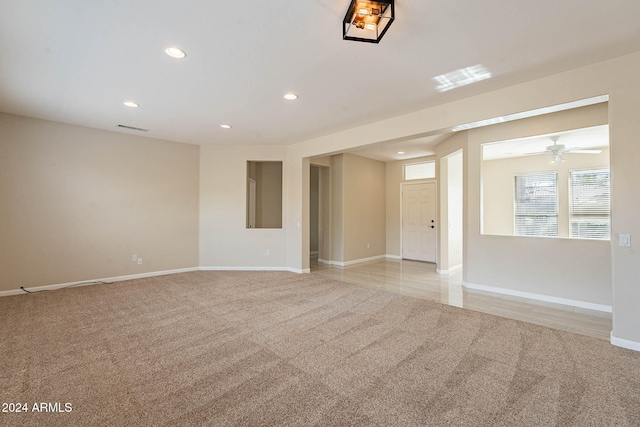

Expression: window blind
xmin=569 ymin=169 xmax=610 ymax=239
xmin=514 ymin=172 xmax=558 ymax=237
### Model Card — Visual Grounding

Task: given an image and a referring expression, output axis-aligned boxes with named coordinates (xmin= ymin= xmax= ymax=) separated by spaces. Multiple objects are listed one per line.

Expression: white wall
xmin=436 ymin=133 xmax=468 ymax=273
xmin=446 ymin=151 xmax=463 ymax=269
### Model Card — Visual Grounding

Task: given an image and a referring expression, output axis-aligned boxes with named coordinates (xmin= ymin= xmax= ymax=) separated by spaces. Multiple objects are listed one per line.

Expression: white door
xmin=402 ymin=182 xmax=436 ymax=262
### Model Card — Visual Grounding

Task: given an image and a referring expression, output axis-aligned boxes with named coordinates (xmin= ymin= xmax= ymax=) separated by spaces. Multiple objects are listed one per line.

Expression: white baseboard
xmin=610 ymin=332 xmax=640 ymax=352
xmin=462 ymin=280 xmax=612 ymax=313
xmin=0 ymin=267 xmax=200 ymax=297
xmin=331 ymin=255 xmax=387 ymax=267
xmin=437 ymin=264 xmax=462 ymax=275
xmin=386 ymin=254 xmax=402 ymax=260
xmin=199 ymin=266 xmax=309 ymax=274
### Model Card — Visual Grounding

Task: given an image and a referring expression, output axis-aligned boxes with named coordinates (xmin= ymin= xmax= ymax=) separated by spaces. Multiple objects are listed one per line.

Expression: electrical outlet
xmin=265 ymin=249 xmax=270 ymax=256
xmin=367 ymin=243 xmax=370 ymax=248
xmin=132 ymin=255 xmax=137 ymax=262
xmin=137 ymin=258 xmax=143 ymax=265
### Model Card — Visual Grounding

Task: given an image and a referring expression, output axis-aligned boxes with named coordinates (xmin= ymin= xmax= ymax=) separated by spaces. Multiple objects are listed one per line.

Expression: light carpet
xmin=1 ymin=271 xmax=639 ymax=426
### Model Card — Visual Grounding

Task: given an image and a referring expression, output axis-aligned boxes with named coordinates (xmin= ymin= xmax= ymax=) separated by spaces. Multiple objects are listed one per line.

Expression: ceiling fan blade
xmin=521 ymin=151 xmax=547 ymax=156
xmin=568 ymin=149 xmax=602 ymax=154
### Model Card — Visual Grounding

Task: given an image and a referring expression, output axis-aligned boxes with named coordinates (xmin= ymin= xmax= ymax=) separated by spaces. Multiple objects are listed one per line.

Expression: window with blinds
xmin=514 ymin=172 xmax=558 ymax=237
xmin=569 ymin=168 xmax=610 ymax=240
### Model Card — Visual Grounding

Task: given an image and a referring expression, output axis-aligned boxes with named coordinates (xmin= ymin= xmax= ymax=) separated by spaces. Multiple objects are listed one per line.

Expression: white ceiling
xmin=482 ymin=125 xmax=609 ymax=161
xmin=1 ymin=1 xmax=639 ymax=160
xmin=347 ymin=133 xmax=448 ymax=162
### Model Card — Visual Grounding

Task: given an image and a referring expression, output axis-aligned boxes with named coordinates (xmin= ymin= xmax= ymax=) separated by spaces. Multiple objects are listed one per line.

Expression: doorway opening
xmin=310 ymin=164 xmax=331 ymax=264
xmin=438 ymin=150 xmax=463 ymax=274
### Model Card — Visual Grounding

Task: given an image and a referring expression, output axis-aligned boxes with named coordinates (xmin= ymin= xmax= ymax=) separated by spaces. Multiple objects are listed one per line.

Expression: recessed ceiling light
xmin=123 ymin=101 xmax=139 ymax=108
xmin=283 ymin=93 xmax=298 ymax=100
xmin=220 ymin=124 xmax=232 ymax=129
xmin=165 ymin=47 xmax=186 ymax=59
xmin=397 ymin=151 xmax=405 ymax=154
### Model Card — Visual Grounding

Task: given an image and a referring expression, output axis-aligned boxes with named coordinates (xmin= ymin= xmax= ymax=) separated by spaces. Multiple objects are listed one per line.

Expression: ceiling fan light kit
xmin=538 ymin=136 xmax=602 ymax=164
xmin=343 ymin=0 xmax=394 ymax=43
xmin=548 ymin=152 xmax=565 ymax=165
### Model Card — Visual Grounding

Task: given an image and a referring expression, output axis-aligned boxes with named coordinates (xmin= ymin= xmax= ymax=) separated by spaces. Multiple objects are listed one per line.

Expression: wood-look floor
xmin=310 ymin=257 xmax=612 ymax=341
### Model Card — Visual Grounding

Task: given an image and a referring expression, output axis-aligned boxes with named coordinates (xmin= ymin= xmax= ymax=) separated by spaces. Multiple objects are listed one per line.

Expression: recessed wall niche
xmin=246 ymin=161 xmax=283 ymax=229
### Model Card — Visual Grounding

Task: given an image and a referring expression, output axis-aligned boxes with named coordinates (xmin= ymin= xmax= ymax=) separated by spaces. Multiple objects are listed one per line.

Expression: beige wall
xmin=319 ymin=166 xmax=331 ymax=262
xmin=466 ymin=127 xmax=611 ymax=307
xmin=463 ymin=104 xmax=611 ymax=306
xmin=0 ymin=113 xmax=199 ymax=291
xmin=330 ymin=155 xmax=344 ymax=262
xmin=200 ymin=145 xmax=287 ymax=268
xmin=309 ymin=166 xmax=319 ymax=253
xmin=328 ymin=153 xmax=386 ymax=263
xmin=259 ymin=161 xmax=283 ymax=228
xmin=342 ymin=153 xmax=386 ymax=262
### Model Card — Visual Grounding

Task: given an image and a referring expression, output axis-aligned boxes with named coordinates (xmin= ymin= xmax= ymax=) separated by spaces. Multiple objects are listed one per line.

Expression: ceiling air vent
xmin=117 ymin=124 xmax=149 ymax=132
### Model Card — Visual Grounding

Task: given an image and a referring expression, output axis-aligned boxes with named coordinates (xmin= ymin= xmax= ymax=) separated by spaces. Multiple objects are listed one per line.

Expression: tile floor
xmin=310 ymin=257 xmax=612 ymax=341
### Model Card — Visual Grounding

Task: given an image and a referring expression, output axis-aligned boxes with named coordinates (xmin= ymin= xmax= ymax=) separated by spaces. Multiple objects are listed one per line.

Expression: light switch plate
xmin=619 ymin=234 xmax=631 ymax=247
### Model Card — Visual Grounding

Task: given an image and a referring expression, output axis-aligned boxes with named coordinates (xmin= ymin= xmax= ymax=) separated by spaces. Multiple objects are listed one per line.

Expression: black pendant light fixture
xmin=343 ymin=0 xmax=395 ymax=43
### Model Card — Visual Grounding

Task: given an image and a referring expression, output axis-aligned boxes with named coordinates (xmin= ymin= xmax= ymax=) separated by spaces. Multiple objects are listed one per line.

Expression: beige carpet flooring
xmin=1 ymin=271 xmax=639 ymax=426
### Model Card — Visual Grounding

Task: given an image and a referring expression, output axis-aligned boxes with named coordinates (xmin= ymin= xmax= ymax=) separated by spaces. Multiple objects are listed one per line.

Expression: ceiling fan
xmin=528 ymin=136 xmax=602 ymax=164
